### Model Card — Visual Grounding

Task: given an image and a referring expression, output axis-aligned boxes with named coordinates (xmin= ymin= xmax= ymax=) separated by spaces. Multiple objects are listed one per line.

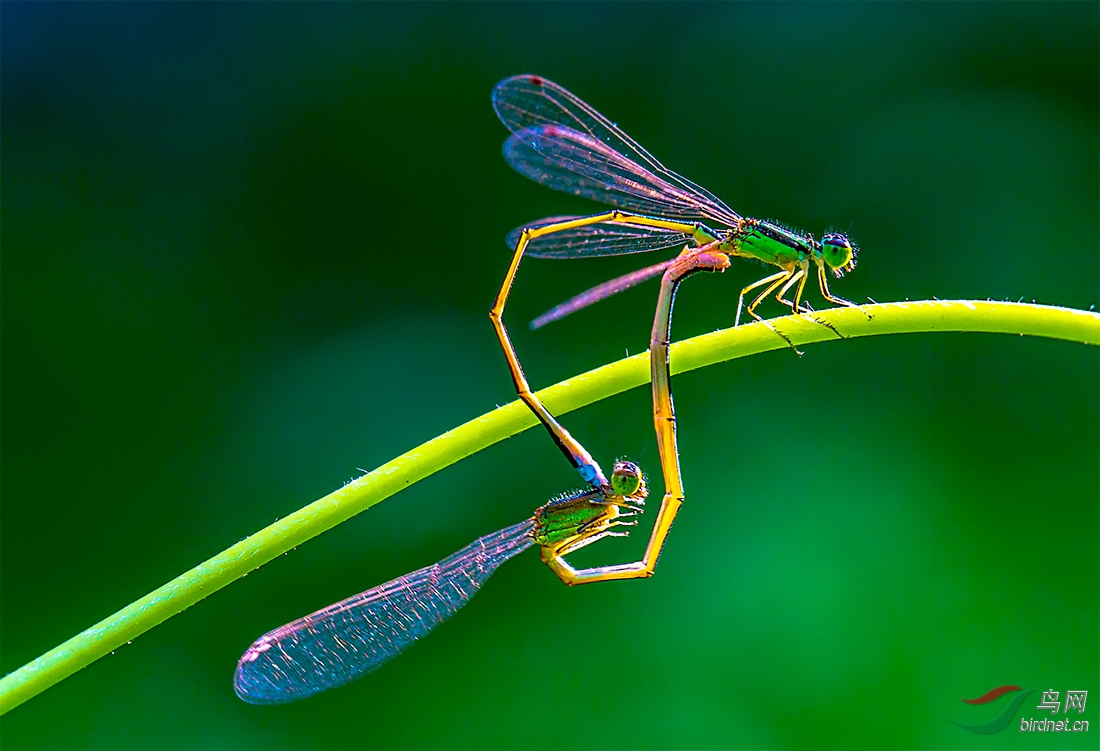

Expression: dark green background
xmin=2 ymin=3 xmax=1097 ymax=749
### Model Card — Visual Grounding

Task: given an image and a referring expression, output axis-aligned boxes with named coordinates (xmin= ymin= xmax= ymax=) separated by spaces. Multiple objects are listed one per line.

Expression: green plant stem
xmin=1 ymin=300 xmax=1097 ymax=714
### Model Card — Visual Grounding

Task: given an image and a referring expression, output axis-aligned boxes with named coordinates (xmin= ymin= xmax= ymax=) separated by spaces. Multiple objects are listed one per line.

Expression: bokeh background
xmin=2 ymin=3 xmax=1097 ymax=749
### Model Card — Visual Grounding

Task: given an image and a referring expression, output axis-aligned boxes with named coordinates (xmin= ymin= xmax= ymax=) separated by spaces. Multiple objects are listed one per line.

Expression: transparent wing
xmin=493 ymin=75 xmax=742 ymax=228
xmin=506 ymin=216 xmax=692 ymax=259
xmin=504 ymin=127 xmax=734 ymax=225
xmin=234 ymin=520 xmax=535 ymax=704
xmin=531 ymin=258 xmax=676 ymax=329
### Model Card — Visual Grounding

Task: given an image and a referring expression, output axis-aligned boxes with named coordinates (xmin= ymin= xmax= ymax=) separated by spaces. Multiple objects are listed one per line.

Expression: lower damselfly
xmin=234 ymin=462 xmax=646 ymax=703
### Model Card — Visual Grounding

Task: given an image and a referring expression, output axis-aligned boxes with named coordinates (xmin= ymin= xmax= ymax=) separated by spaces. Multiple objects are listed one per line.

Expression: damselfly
xmin=492 ymin=74 xmax=858 ymax=332
xmin=488 ymin=75 xmax=860 ymax=583
xmin=234 ymin=461 xmax=647 ymax=703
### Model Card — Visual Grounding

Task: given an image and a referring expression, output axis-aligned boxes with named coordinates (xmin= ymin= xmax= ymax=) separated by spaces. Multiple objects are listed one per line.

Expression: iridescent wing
xmin=234 ymin=520 xmax=534 ymax=704
xmin=493 ymin=75 xmax=742 ymax=228
xmin=506 ymin=216 xmax=692 ymax=259
xmin=530 ymin=258 xmax=676 ymax=329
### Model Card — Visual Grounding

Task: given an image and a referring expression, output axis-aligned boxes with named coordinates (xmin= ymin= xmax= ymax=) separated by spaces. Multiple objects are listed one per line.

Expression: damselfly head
xmin=821 ymin=233 xmax=858 ymax=277
xmin=610 ymin=460 xmax=647 ymax=501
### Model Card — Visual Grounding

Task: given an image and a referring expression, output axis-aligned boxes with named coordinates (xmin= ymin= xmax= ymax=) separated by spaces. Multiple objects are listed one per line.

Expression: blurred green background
xmin=2 ymin=3 xmax=1097 ymax=749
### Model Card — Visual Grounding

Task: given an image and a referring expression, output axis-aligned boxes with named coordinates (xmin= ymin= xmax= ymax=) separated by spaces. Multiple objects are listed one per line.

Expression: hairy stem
xmin=1 ymin=300 xmax=1097 ymax=714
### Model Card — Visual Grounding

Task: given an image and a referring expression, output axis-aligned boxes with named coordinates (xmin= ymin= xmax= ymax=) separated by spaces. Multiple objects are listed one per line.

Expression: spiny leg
xmin=775 ymin=265 xmax=846 ymax=340
xmin=490 ymin=211 xmax=701 ymax=488
xmin=735 ymin=270 xmax=789 ymax=327
xmin=804 ymin=262 xmax=871 ymax=337
xmin=817 ymin=264 xmax=870 ymax=319
xmin=769 ymin=261 xmax=855 ymax=340
xmin=775 ymin=268 xmax=807 ymax=314
xmin=540 ymin=504 xmax=638 ymax=583
xmin=745 ymin=270 xmax=795 ymax=323
xmin=743 ymin=270 xmax=804 ymax=355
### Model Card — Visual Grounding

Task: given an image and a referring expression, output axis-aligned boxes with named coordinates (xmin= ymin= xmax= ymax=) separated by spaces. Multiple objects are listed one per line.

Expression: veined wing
xmin=531 ymin=258 xmax=675 ymax=329
xmin=493 ymin=75 xmax=742 ymax=228
xmin=506 ymin=216 xmax=692 ymax=259
xmin=504 ymin=127 xmax=732 ymax=223
xmin=234 ymin=520 xmax=534 ymax=704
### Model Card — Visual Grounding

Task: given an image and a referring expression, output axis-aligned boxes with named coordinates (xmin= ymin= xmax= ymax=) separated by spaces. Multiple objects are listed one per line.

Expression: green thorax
xmin=532 ymin=489 xmax=615 ymax=547
xmin=731 ymin=219 xmax=816 ymax=268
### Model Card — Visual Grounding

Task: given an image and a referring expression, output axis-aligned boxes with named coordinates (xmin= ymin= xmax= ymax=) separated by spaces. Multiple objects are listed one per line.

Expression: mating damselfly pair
xmin=234 ymin=74 xmax=860 ymax=704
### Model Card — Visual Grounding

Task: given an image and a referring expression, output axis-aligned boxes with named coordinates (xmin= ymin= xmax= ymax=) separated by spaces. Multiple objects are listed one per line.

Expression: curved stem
xmin=2 ymin=300 xmax=1097 ymax=714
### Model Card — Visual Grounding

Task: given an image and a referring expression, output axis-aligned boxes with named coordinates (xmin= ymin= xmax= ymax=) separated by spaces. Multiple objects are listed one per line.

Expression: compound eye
xmin=610 ymin=461 xmax=643 ymax=497
xmin=821 ymin=233 xmax=856 ymax=274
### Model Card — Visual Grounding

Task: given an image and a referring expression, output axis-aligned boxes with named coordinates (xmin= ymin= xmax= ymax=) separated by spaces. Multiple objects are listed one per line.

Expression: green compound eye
xmin=610 ymin=461 xmax=643 ymax=497
xmin=821 ymin=233 xmax=856 ymax=273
